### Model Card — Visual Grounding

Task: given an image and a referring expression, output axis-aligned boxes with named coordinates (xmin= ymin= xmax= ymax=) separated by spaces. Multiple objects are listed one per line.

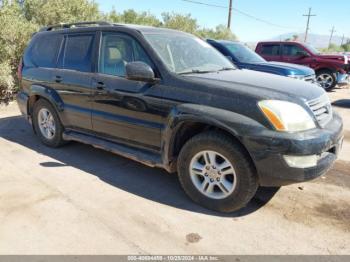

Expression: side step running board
xmin=63 ymin=131 xmax=163 ymax=169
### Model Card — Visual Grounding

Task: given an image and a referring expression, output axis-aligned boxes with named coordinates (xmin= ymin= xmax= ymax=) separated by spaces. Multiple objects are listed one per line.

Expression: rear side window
xmin=24 ymin=34 xmax=63 ymax=68
xmin=62 ymin=34 xmax=94 ymax=72
xmin=260 ymin=44 xmax=281 ymax=56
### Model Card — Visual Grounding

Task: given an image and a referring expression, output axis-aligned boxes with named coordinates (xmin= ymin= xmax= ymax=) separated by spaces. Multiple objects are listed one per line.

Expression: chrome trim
xmin=307 ymin=94 xmax=332 ymax=127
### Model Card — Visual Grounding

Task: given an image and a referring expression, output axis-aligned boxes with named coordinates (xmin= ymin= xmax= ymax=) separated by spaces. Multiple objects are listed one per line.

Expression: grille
xmin=307 ymin=94 xmax=332 ymax=127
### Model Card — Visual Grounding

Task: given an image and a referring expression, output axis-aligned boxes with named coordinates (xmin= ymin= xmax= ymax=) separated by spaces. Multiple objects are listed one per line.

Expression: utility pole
xmin=227 ymin=0 xmax=233 ymax=29
xmin=328 ymin=26 xmax=336 ymax=48
xmin=341 ymin=34 xmax=345 ymax=46
xmin=303 ymin=8 xmax=316 ymax=43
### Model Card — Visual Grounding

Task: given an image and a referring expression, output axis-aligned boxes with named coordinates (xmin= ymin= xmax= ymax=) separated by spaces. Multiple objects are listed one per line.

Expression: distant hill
xmin=269 ymin=33 xmax=347 ymax=48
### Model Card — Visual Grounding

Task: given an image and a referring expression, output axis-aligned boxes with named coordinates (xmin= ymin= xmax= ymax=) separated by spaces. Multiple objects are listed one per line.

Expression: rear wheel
xmin=316 ymin=69 xmax=337 ymax=91
xmin=177 ymin=131 xmax=258 ymax=212
xmin=32 ymin=99 xmax=65 ymax=147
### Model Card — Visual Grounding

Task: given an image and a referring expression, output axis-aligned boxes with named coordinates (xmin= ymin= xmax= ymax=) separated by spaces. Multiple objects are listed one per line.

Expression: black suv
xmin=17 ymin=22 xmax=343 ymax=212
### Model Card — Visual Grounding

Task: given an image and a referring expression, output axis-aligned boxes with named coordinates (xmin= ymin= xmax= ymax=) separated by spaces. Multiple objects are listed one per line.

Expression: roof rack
xmin=39 ymin=21 xmax=114 ymax=32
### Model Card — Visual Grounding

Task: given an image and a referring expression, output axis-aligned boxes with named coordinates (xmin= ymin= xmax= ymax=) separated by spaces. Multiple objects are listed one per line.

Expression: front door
xmin=281 ymin=44 xmax=312 ymax=67
xmin=91 ymin=32 xmax=164 ymax=151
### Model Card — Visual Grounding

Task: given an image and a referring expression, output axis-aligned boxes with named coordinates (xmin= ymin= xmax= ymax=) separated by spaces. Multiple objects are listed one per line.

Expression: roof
xmin=39 ymin=21 xmax=188 ymax=35
xmin=207 ymin=39 xmax=240 ymax=44
xmin=257 ymin=41 xmax=302 ymax=44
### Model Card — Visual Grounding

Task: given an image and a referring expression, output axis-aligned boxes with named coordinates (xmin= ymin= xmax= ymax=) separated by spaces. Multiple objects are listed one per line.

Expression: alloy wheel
xmin=316 ymin=73 xmax=334 ymax=89
xmin=38 ymin=108 xmax=56 ymax=140
xmin=189 ymin=150 xmax=237 ymax=199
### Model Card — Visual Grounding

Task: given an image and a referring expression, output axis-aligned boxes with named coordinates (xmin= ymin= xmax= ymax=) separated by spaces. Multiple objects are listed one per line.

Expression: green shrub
xmin=0 ymin=61 xmax=15 ymax=104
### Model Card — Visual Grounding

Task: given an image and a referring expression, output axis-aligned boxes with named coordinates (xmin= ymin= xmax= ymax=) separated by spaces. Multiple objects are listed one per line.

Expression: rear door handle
xmin=54 ymin=75 xmax=62 ymax=83
xmin=94 ymin=81 xmax=106 ymax=90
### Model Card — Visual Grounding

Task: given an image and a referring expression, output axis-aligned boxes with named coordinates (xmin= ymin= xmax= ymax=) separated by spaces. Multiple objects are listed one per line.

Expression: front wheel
xmin=177 ymin=131 xmax=258 ymax=212
xmin=316 ymin=69 xmax=337 ymax=91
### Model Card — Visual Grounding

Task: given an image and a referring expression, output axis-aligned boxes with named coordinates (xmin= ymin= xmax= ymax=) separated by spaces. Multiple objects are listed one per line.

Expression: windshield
xmin=304 ymin=43 xmax=320 ymax=55
xmin=222 ymin=42 xmax=266 ymax=63
xmin=144 ymin=33 xmax=235 ymax=74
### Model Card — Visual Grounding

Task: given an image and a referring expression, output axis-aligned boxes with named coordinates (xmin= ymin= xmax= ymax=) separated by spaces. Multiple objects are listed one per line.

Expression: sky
xmin=96 ymin=0 xmax=350 ymax=42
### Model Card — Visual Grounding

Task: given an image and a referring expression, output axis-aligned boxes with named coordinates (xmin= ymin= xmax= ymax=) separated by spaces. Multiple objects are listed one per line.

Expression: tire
xmin=177 ymin=131 xmax=258 ymax=212
xmin=32 ymin=99 xmax=65 ymax=147
xmin=316 ymin=69 xmax=337 ymax=91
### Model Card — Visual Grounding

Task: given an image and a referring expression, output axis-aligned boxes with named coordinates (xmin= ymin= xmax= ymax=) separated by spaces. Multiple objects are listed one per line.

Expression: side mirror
xmin=126 ymin=62 xmax=156 ymax=82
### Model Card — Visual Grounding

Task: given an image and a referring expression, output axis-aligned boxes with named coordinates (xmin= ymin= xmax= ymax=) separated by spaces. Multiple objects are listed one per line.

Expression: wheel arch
xmin=163 ymin=104 xmax=259 ymax=173
xmin=315 ymin=67 xmax=337 ymax=75
xmin=27 ymin=84 xmax=64 ymax=117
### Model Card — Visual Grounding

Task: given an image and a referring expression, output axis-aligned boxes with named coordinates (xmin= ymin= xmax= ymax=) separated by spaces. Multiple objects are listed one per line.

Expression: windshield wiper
xmin=178 ymin=69 xmax=217 ymax=75
xmin=218 ymin=67 xmax=235 ymax=71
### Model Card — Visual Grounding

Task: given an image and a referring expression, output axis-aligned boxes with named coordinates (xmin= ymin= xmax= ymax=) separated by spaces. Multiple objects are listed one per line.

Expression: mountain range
xmin=269 ymin=33 xmax=348 ymax=48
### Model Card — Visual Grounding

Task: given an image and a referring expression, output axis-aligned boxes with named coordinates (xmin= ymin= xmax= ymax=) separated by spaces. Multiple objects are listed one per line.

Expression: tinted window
xmin=25 ymin=34 xmax=63 ymax=68
xmin=260 ymin=44 xmax=280 ymax=56
xmin=99 ymin=33 xmax=154 ymax=77
xmin=283 ymin=44 xmax=307 ymax=56
xmin=222 ymin=42 xmax=265 ymax=63
xmin=63 ymin=35 xmax=94 ymax=72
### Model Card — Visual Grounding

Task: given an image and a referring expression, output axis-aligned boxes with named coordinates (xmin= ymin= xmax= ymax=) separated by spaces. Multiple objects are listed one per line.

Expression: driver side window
xmin=283 ymin=45 xmax=306 ymax=57
xmin=99 ymin=33 xmax=154 ymax=77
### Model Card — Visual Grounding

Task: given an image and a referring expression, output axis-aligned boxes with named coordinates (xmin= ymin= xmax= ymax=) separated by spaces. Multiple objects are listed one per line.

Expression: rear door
xmin=259 ymin=43 xmax=282 ymax=62
xmin=22 ymin=33 xmax=63 ymax=99
xmin=53 ymin=33 xmax=98 ymax=131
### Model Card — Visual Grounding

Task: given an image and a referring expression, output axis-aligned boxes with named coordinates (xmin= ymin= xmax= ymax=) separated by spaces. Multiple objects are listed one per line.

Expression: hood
xmin=258 ymin=61 xmax=315 ymax=76
xmin=182 ymin=69 xmax=324 ymax=103
xmin=317 ymin=54 xmax=348 ymax=64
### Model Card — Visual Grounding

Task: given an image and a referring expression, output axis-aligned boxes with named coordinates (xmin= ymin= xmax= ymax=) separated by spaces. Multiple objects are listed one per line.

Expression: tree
xmin=0 ymin=1 xmax=37 ymax=104
xmin=197 ymin=25 xmax=237 ymax=40
xmin=321 ymin=43 xmax=344 ymax=53
xmin=107 ymin=8 xmax=161 ymax=27
xmin=161 ymin=12 xmax=198 ymax=34
xmin=23 ymin=0 xmax=101 ymax=25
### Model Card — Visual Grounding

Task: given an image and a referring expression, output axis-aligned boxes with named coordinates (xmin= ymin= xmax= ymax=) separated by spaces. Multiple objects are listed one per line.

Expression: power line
xmin=302 ymin=7 xmax=316 ymax=43
xmin=182 ymin=0 xmax=227 ymax=9
xmin=181 ymin=0 xmax=298 ymax=30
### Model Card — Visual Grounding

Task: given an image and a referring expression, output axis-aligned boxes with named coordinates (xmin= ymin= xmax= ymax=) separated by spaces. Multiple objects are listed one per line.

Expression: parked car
xmin=256 ymin=41 xmax=350 ymax=90
xmin=17 ymin=22 xmax=343 ymax=212
xmin=207 ymin=39 xmax=316 ymax=84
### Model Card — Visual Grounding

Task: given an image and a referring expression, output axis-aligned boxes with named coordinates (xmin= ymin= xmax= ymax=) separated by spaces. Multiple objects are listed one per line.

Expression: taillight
xmin=17 ymin=58 xmax=23 ymax=82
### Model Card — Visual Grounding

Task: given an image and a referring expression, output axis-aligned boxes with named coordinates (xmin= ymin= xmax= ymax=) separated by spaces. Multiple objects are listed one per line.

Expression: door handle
xmin=54 ymin=75 xmax=62 ymax=83
xmin=94 ymin=81 xmax=106 ymax=90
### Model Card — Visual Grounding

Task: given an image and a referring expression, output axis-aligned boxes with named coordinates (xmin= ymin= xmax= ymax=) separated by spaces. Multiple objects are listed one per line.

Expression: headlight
xmin=287 ymin=74 xmax=305 ymax=80
xmin=258 ymin=100 xmax=316 ymax=132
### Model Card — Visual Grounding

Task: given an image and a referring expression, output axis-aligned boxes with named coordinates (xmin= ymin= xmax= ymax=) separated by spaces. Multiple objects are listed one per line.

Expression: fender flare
xmin=162 ymin=103 xmax=265 ymax=169
xmin=314 ymin=66 xmax=338 ymax=75
xmin=28 ymin=84 xmax=64 ymax=114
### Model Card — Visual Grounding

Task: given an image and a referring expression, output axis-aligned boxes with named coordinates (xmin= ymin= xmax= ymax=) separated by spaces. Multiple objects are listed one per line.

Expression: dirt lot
xmin=0 ymin=87 xmax=349 ymax=255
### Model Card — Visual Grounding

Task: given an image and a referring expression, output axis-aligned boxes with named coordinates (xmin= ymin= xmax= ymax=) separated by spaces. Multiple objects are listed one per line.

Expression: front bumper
xmin=243 ymin=112 xmax=343 ymax=186
xmin=337 ymin=72 xmax=349 ymax=85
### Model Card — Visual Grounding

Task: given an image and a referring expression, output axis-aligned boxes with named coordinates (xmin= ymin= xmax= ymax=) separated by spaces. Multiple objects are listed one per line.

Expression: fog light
xmin=283 ymin=155 xmax=318 ymax=168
